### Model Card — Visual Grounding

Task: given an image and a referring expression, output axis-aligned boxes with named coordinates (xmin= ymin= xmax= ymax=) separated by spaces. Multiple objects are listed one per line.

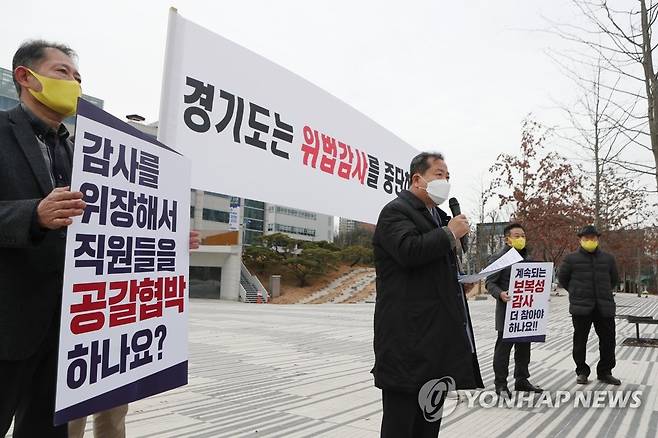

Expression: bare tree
xmin=468 ymin=177 xmax=508 ymax=273
xmin=548 ymin=0 xmax=658 ymax=192
xmin=466 ymin=178 xmax=488 ymax=274
xmin=555 ymin=62 xmax=650 ymax=229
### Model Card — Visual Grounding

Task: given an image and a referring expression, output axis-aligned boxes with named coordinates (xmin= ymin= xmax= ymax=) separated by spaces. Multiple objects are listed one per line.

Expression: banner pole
xmin=157 ymin=7 xmax=180 ymax=145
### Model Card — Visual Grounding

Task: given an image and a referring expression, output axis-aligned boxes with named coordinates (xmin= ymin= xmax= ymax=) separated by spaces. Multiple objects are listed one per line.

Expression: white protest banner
xmin=502 ymin=262 xmax=553 ymax=342
xmin=158 ymin=9 xmax=419 ymax=225
xmin=55 ymin=99 xmax=191 ymax=424
xmin=228 ymin=197 xmax=241 ymax=231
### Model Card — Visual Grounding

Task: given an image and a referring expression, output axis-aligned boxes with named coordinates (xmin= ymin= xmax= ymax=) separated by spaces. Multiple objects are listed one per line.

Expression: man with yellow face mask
xmin=0 ymin=40 xmax=86 ymax=437
xmin=1 ymin=39 xmax=201 ymax=438
xmin=485 ymin=223 xmax=543 ymax=397
xmin=558 ymin=225 xmax=621 ymax=386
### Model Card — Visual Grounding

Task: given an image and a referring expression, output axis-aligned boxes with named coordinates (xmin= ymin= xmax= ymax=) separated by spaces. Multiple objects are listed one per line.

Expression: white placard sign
xmin=502 ymin=262 xmax=553 ymax=342
xmin=55 ymin=99 xmax=191 ymax=424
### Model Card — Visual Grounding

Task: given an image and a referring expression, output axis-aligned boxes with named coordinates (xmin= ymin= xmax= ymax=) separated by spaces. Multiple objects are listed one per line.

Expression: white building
xmin=189 ymin=191 xmax=334 ymax=244
xmin=266 ymin=205 xmax=334 ymax=242
xmin=126 ymin=120 xmax=334 ymax=302
xmin=339 ymin=218 xmax=358 ymax=235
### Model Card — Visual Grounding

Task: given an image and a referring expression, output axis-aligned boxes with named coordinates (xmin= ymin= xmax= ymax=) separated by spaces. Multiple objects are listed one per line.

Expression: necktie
xmin=430 ymin=208 xmax=441 ymax=227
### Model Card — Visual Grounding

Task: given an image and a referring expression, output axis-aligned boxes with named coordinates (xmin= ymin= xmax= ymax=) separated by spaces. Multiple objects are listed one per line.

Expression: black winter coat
xmin=371 ymin=190 xmax=483 ymax=392
xmin=558 ymin=247 xmax=619 ymax=317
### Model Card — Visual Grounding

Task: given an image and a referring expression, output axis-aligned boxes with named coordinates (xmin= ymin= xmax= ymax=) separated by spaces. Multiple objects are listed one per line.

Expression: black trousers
xmin=493 ymin=330 xmax=530 ymax=386
xmin=380 ymin=390 xmax=441 ymax=438
xmin=0 ymin=318 xmax=66 ymax=438
xmin=572 ymin=308 xmax=616 ymax=377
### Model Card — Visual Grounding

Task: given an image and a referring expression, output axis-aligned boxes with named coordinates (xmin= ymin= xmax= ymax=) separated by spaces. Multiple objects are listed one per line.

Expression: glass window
xmin=243 ymin=229 xmax=263 ymax=245
xmin=0 ymin=95 xmax=18 ymax=111
xmin=244 ymin=207 xmax=264 ymax=221
xmin=244 ymin=218 xmax=263 ymax=231
xmin=202 ymin=208 xmax=230 ymax=223
xmin=274 ymin=223 xmax=315 ymax=237
xmin=245 ymin=199 xmax=264 ymax=209
xmin=189 ymin=266 xmax=222 ymax=299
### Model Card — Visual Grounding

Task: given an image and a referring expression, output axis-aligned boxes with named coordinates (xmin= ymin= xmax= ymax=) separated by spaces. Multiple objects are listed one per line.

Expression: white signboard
xmin=55 ymin=99 xmax=191 ymax=424
xmin=502 ymin=262 xmax=553 ymax=342
xmin=158 ymin=9 xmax=419 ymax=224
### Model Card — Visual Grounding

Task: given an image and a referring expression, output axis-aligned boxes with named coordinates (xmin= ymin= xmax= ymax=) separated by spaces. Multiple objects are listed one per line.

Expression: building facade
xmin=339 ymin=218 xmax=358 ymax=235
xmin=266 ymin=205 xmax=334 ymax=242
xmin=189 ymin=190 xmax=334 ymax=245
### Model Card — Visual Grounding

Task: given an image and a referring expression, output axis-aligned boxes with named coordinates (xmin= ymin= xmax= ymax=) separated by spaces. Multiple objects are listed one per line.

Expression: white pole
xmin=157 ymin=7 xmax=180 ymax=146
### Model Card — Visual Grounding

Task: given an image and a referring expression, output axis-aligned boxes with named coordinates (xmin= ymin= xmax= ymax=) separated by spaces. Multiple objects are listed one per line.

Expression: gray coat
xmin=0 ymin=105 xmax=70 ymax=360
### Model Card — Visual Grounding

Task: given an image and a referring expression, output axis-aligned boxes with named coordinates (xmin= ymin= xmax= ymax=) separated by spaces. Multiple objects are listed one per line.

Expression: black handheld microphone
xmin=448 ymin=197 xmax=468 ymax=252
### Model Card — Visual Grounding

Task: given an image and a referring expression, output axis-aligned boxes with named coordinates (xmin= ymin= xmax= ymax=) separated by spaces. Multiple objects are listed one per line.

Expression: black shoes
xmin=495 ymin=384 xmax=512 ymax=398
xmin=514 ymin=380 xmax=543 ymax=393
xmin=576 ymin=374 xmax=621 ymax=385
xmin=597 ymin=374 xmax=622 ymax=385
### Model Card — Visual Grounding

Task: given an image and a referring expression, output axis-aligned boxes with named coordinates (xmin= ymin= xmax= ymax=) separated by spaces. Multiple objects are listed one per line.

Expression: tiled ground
xmin=125 ymin=294 xmax=658 ymax=438
xmin=8 ymin=294 xmax=658 ymax=437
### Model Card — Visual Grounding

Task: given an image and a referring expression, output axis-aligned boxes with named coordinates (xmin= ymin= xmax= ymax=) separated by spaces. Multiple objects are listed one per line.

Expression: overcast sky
xmin=3 ymin=0 xmax=652 ymax=219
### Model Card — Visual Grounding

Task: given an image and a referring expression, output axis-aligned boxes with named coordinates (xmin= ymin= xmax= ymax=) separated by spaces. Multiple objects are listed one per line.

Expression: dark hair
xmin=504 ymin=223 xmax=525 ymax=237
xmin=12 ymin=39 xmax=76 ymax=96
xmin=409 ymin=152 xmax=445 ymax=177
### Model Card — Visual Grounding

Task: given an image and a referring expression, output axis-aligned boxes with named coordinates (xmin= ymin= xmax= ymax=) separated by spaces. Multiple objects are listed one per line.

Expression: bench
xmin=625 ymin=315 xmax=658 ymax=341
xmin=614 ymin=294 xmax=658 ymax=342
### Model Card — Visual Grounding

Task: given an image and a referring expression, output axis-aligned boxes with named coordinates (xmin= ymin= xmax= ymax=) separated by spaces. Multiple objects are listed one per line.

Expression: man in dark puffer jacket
xmin=558 ymin=225 xmax=621 ymax=386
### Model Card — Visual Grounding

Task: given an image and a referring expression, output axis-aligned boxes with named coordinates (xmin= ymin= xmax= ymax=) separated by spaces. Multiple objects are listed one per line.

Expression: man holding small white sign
xmin=485 ymin=223 xmax=545 ymax=398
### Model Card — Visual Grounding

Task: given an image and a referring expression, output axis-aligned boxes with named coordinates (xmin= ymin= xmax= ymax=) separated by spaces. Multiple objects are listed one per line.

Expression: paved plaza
xmin=9 ymin=294 xmax=658 ymax=437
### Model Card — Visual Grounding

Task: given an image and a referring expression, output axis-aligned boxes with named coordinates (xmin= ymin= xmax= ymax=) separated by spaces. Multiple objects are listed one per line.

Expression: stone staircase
xmin=296 ymin=268 xmax=376 ymax=304
xmin=329 ymin=271 xmax=376 ymax=303
xmin=239 ymin=263 xmax=269 ymax=303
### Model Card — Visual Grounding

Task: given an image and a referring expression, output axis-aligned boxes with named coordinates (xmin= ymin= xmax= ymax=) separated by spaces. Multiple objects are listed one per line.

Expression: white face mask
xmin=420 ymin=176 xmax=451 ymax=205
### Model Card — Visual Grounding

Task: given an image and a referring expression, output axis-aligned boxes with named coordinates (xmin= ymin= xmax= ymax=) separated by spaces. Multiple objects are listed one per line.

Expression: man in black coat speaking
xmin=372 ymin=151 xmax=483 ymax=438
xmin=558 ymin=225 xmax=621 ymax=386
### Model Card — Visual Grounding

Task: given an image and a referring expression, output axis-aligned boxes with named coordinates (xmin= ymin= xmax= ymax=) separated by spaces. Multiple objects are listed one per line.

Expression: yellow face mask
xmin=26 ymin=68 xmax=81 ymax=117
xmin=581 ymin=240 xmax=599 ymax=253
xmin=509 ymin=237 xmax=526 ymax=251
